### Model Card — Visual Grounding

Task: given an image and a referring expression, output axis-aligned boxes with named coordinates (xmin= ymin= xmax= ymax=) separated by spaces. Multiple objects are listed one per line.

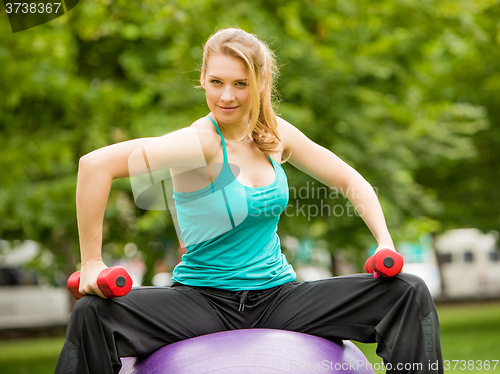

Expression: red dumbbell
xmin=364 ymin=248 xmax=404 ymax=278
xmin=67 ymin=266 xmax=133 ymax=300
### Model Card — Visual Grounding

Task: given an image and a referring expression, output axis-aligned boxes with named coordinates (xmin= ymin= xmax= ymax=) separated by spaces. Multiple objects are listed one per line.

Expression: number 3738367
xmin=5 ymin=3 xmax=62 ymax=14
xmin=444 ymin=360 xmax=499 ymax=371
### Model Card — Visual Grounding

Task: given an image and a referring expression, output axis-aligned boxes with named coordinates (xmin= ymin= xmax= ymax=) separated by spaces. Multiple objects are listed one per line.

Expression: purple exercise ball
xmin=119 ymin=329 xmax=376 ymax=374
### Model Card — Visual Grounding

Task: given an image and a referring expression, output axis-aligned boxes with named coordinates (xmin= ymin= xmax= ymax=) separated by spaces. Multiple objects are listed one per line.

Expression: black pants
xmin=55 ymin=273 xmax=443 ymax=374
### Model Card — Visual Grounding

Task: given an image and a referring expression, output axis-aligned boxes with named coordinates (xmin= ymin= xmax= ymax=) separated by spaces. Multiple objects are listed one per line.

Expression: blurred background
xmin=1 ymin=0 xmax=499 ymax=373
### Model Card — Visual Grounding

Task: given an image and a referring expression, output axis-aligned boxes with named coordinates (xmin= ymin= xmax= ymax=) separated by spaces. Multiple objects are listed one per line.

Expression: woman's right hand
xmin=78 ymin=259 xmax=109 ymax=298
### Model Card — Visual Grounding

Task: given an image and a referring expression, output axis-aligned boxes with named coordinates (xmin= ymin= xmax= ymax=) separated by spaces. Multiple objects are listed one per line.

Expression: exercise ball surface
xmin=119 ymin=329 xmax=375 ymax=373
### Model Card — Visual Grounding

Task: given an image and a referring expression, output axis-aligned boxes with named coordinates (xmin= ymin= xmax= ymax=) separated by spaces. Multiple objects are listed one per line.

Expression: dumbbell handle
xmin=364 ymin=249 xmax=404 ymax=278
xmin=67 ymin=266 xmax=133 ymax=300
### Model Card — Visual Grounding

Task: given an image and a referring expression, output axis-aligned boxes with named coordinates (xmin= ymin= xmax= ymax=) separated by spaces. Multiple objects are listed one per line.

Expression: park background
xmin=1 ymin=0 xmax=500 ymax=373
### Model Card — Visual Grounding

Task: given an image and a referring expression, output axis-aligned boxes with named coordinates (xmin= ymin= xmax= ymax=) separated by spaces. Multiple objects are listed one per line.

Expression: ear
xmin=200 ymin=67 xmax=206 ymax=89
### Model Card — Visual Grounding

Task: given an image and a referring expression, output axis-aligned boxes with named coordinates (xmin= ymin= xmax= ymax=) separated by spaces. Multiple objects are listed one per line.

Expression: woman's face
xmin=201 ymin=54 xmax=251 ymax=128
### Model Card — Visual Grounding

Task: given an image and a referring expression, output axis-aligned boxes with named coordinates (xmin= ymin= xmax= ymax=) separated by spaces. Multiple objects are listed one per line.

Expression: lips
xmin=218 ymin=105 xmax=239 ymax=112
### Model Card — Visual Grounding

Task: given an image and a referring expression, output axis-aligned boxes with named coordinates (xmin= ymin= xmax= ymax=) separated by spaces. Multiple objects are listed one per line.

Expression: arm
xmin=76 ymin=123 xmax=217 ymax=297
xmin=278 ymin=117 xmax=395 ymax=252
xmin=76 ymin=137 xmax=151 ymax=297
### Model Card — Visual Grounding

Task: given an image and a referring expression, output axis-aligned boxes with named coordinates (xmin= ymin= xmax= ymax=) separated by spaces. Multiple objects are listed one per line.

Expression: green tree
xmin=0 ymin=0 xmax=496 ymax=282
xmin=414 ymin=1 xmax=500 ymax=234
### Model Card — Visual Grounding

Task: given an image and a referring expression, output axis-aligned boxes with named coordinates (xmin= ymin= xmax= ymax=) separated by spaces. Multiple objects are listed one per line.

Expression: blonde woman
xmin=55 ymin=28 xmax=443 ymax=374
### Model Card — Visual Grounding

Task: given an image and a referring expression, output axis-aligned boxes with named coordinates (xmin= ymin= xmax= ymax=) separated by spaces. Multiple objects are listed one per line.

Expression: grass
xmin=355 ymin=301 xmax=500 ymax=373
xmin=0 ymin=337 xmax=65 ymax=374
xmin=0 ymin=301 xmax=499 ymax=373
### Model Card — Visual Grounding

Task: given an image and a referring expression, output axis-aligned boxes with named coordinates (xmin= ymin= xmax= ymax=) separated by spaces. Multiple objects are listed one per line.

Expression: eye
xmin=210 ymin=79 xmax=222 ymax=85
xmin=236 ymin=81 xmax=248 ymax=87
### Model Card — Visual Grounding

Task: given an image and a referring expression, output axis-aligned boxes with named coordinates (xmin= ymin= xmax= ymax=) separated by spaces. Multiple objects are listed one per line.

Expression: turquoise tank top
xmin=171 ymin=116 xmax=296 ymax=290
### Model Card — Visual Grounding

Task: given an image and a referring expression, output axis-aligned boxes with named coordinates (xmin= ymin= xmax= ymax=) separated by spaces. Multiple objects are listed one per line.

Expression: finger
xmin=90 ymin=284 xmax=108 ymax=299
xmin=80 ymin=283 xmax=108 ymax=299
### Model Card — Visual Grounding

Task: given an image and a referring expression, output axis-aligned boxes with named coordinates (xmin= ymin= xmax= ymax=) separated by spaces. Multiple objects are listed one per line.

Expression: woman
xmin=55 ymin=28 xmax=443 ymax=374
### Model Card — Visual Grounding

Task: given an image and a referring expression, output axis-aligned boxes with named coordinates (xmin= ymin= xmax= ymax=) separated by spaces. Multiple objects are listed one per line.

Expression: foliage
xmin=0 ymin=0 xmax=498 ymax=279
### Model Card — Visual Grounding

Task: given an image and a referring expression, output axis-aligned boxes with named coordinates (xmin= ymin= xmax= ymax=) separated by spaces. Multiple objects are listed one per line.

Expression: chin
xmin=216 ymin=109 xmax=242 ymax=121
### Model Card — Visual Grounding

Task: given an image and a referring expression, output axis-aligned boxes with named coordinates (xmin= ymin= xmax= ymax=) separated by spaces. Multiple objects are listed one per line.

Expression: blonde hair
xmin=202 ymin=28 xmax=281 ymax=154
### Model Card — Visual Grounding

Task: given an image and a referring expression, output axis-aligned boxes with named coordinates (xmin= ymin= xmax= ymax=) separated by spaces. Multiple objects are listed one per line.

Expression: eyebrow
xmin=208 ymin=75 xmax=248 ymax=82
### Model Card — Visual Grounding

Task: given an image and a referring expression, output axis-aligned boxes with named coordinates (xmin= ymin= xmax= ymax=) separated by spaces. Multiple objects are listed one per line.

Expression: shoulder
xmin=188 ymin=116 xmax=221 ymax=163
xmin=275 ymin=115 xmax=295 ymax=138
xmin=275 ymin=116 xmax=312 ymax=155
xmin=274 ymin=115 xmax=333 ymax=171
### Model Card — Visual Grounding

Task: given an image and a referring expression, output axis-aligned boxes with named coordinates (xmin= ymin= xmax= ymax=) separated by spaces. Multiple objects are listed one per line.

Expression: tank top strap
xmin=206 ymin=116 xmax=228 ymax=163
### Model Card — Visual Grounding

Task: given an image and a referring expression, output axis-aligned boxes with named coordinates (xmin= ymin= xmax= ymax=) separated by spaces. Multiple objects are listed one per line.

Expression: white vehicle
xmin=435 ymin=229 xmax=500 ymax=299
xmin=0 ymin=241 xmax=71 ymax=330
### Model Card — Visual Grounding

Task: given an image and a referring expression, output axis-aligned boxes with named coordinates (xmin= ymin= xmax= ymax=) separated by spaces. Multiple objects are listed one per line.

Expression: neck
xmin=212 ymin=114 xmax=252 ymax=142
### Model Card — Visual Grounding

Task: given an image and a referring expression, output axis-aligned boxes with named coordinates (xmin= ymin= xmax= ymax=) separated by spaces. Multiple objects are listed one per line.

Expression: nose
xmin=221 ymin=85 xmax=235 ymax=102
